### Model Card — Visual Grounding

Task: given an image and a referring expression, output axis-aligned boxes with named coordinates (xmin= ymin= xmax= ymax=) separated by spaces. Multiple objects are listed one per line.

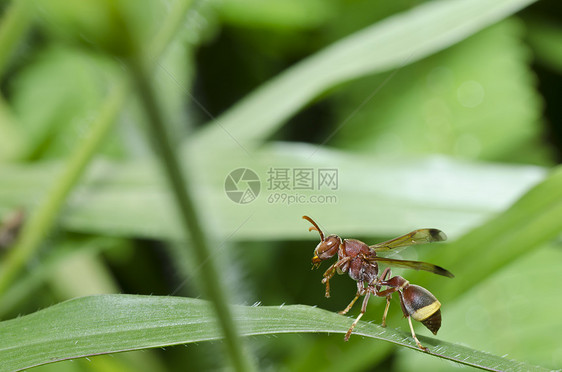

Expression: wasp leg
xmin=321 ymin=263 xmax=338 ymax=298
xmin=339 ymin=282 xmax=365 ymax=315
xmin=375 ymin=287 xmax=399 ymax=327
xmin=321 ymin=257 xmax=351 ymax=298
xmin=376 ymin=273 xmax=415 ymax=329
xmin=407 ymin=315 xmax=428 ymax=351
xmin=392 ymin=288 xmax=429 ymax=351
xmin=376 ymin=268 xmax=392 ymax=327
xmin=339 ymin=294 xmax=359 ymax=315
xmin=344 ymin=291 xmax=371 ymax=341
xmin=381 ymin=296 xmax=391 ymax=327
xmin=378 ymin=267 xmax=391 ymax=283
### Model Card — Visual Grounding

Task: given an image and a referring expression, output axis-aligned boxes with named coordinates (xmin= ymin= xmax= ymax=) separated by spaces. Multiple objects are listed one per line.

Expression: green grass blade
xmin=413 ymin=166 xmax=562 ymax=300
xmin=0 ymin=237 xmax=122 ymax=317
xmin=0 ymin=0 xmax=33 ymax=78
xmin=0 ymin=82 xmax=128 ymax=295
xmin=0 ymin=0 xmax=196 ymax=295
xmin=192 ymin=0 xmax=536 ymax=151
xmin=126 ymin=54 xmax=255 ymax=371
xmin=0 ymin=295 xmax=549 ymax=372
xmin=0 ymin=147 xmax=546 ymax=241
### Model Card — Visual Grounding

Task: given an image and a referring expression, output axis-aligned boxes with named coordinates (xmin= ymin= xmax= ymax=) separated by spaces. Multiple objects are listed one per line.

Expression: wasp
xmin=303 ymin=215 xmax=454 ymax=351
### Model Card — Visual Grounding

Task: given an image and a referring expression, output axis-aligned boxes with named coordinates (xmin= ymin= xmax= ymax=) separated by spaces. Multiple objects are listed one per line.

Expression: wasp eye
xmin=312 ymin=235 xmax=340 ymax=264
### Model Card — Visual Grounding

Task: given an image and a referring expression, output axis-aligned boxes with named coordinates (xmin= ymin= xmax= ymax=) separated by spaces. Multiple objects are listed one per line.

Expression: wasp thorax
xmin=402 ymin=284 xmax=442 ymax=335
xmin=312 ymin=235 xmax=341 ymax=264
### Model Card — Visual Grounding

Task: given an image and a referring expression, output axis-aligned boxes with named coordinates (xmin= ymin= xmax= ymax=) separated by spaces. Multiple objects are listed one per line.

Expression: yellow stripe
xmin=412 ymin=300 xmax=441 ymax=321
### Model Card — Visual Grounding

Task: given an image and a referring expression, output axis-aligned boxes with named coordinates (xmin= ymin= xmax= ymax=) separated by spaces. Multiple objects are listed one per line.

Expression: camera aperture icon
xmin=224 ymin=168 xmax=260 ymax=204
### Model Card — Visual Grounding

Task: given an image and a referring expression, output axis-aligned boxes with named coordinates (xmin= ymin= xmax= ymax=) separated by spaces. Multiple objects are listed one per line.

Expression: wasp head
xmin=303 ymin=216 xmax=341 ymax=269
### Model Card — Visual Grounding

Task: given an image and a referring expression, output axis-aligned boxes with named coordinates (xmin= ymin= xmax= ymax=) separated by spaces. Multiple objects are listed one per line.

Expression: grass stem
xmin=126 ymin=55 xmax=256 ymax=372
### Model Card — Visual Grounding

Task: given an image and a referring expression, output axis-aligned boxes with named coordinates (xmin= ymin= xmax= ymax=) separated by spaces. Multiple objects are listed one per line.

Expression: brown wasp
xmin=303 ymin=215 xmax=454 ymax=351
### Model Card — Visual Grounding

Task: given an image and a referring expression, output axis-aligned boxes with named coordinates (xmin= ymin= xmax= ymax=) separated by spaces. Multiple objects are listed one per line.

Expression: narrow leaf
xmin=0 ymin=147 xmax=546 ymax=241
xmin=0 ymin=295 xmax=548 ymax=372
xmin=191 ymin=0 xmax=537 ymax=151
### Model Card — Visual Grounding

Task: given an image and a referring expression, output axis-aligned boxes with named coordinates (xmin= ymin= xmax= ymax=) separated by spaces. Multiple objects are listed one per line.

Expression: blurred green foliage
xmin=0 ymin=0 xmax=561 ymax=371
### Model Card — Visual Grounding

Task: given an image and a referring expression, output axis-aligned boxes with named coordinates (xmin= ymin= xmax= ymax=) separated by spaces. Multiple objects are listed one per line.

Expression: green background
xmin=0 ymin=0 xmax=561 ymax=371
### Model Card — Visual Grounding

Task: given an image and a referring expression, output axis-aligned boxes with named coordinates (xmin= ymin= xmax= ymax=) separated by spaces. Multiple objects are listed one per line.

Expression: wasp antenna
xmin=302 ymin=215 xmax=325 ymax=241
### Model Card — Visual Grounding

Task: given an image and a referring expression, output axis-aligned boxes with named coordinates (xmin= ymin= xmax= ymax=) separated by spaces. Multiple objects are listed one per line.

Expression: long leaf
xmin=0 ymin=295 xmax=549 ymax=372
xmin=191 ymin=0 xmax=537 ymax=151
xmin=412 ymin=166 xmax=562 ymax=300
xmin=0 ymin=147 xmax=546 ymax=241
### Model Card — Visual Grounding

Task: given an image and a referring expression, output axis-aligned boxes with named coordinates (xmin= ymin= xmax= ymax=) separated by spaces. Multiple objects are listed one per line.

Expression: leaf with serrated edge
xmin=0 ymin=295 xmax=549 ymax=372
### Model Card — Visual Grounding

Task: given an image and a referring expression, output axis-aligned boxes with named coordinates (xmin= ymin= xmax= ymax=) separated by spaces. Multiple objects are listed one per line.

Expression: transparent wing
xmin=367 ymin=256 xmax=454 ymax=278
xmin=369 ymin=228 xmax=447 ymax=252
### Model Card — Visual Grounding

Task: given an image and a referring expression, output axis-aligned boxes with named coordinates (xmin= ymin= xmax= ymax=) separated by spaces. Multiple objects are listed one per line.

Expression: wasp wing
xmin=367 ymin=256 xmax=454 ymax=278
xmin=369 ymin=228 xmax=447 ymax=252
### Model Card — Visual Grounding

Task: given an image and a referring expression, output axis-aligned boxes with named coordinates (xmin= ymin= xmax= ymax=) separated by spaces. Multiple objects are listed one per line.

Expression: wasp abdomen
xmin=402 ymin=284 xmax=442 ymax=335
xmin=421 ymin=309 xmax=441 ymax=335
